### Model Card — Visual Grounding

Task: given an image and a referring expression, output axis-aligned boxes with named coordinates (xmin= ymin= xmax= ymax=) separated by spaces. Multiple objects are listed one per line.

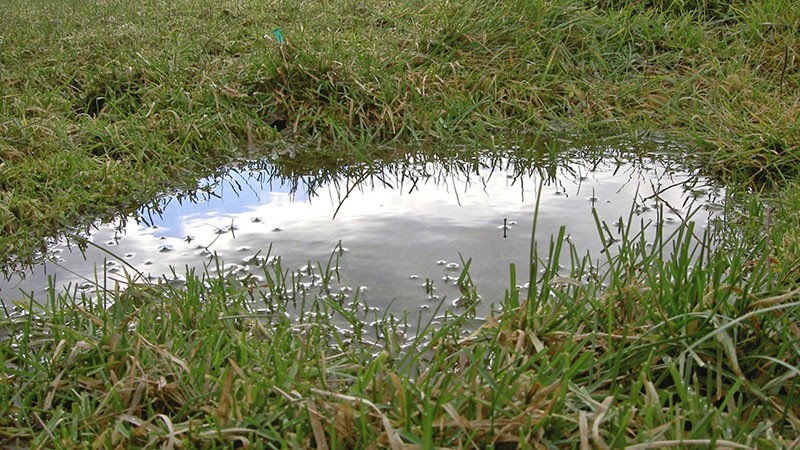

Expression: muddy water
xmin=0 ymin=151 xmax=724 ymax=316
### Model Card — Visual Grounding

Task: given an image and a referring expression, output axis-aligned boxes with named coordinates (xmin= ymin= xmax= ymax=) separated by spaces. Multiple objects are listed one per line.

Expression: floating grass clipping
xmin=1 ymin=186 xmax=798 ymax=448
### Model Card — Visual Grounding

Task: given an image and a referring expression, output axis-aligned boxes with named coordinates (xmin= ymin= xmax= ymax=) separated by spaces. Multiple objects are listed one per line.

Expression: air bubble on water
xmin=446 ymin=262 xmax=460 ymax=271
xmin=409 ymin=274 xmax=419 ymax=279
xmin=251 ymin=217 xmax=263 ymax=223
xmin=247 ymin=274 xmax=264 ymax=283
xmin=272 ymin=227 xmax=283 ymax=232
xmin=237 ymin=246 xmax=251 ymax=251
xmin=242 ymin=254 xmax=266 ymax=266
xmin=105 ymin=240 xmax=117 ymax=246
xmin=124 ymin=253 xmax=135 ymax=258
xmin=143 ymin=259 xmax=154 ymax=265
xmin=167 ymin=274 xmax=186 ymax=284
xmin=436 ymin=260 xmax=447 ymax=265
xmin=157 ymin=245 xmax=174 ymax=253
xmin=419 ymin=304 xmax=430 ymax=310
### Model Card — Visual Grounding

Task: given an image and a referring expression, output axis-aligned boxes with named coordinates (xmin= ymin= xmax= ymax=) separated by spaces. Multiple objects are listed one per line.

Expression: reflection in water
xmin=0 ymin=150 xmax=725 ymax=317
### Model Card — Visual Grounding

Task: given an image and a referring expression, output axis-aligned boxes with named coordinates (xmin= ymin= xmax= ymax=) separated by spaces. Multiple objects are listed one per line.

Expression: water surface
xmin=0 ymin=150 xmax=724 ymax=316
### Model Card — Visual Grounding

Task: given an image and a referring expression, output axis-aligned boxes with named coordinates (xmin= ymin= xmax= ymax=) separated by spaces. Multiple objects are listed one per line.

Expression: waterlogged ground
xmin=1 ymin=149 xmax=724 ymax=318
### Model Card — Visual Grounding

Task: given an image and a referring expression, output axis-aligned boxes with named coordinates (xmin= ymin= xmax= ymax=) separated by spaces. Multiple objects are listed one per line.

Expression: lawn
xmin=1 ymin=0 xmax=798 ymax=447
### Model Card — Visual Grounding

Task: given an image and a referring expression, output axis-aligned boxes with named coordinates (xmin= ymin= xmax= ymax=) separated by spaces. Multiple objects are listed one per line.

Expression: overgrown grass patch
xmin=2 ymin=0 xmax=800 ymax=446
xmin=2 ymin=0 xmax=799 ymax=264
xmin=1 ymin=186 xmax=798 ymax=447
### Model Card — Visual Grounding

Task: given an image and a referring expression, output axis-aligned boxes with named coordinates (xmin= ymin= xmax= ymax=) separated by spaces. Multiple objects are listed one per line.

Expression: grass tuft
xmin=2 ymin=0 xmax=800 ymax=263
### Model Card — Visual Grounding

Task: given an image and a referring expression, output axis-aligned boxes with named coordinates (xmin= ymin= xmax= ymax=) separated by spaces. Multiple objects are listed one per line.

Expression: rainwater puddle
xmin=1 ymin=150 xmax=725 ymax=317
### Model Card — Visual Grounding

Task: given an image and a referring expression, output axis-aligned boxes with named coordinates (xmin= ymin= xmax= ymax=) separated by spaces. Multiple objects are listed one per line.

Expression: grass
xmin=1 ymin=0 xmax=800 ymax=447
xmin=1 ymin=185 xmax=798 ymax=447
xmin=1 ymin=0 xmax=799 ymax=265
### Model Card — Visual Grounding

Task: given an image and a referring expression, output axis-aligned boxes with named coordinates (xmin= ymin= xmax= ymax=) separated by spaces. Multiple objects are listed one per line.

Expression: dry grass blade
xmin=625 ymin=439 xmax=753 ymax=450
xmin=306 ymin=400 xmax=329 ymax=450
xmin=579 ymin=410 xmax=590 ymax=450
xmin=310 ymin=388 xmax=404 ymax=450
xmin=592 ymin=397 xmax=613 ymax=450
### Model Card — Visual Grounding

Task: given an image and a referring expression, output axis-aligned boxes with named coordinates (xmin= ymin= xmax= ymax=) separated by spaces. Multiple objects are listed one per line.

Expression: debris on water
xmin=1 ymin=149 xmax=725 ymax=322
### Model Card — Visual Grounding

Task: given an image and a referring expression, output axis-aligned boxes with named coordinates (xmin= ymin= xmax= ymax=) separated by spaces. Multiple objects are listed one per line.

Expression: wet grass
xmin=2 ymin=189 xmax=798 ymax=447
xmin=1 ymin=0 xmax=799 ymax=264
xmin=1 ymin=0 xmax=800 ymax=447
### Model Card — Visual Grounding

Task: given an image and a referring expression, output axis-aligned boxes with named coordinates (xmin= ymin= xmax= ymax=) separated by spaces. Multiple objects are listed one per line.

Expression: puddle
xmin=0 ymin=150 xmax=725 ymax=317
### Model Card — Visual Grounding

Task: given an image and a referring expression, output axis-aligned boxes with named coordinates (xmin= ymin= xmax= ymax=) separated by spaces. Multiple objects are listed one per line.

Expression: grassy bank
xmin=2 ymin=0 xmax=800 ymax=447
xmin=1 ymin=0 xmax=799 ymax=264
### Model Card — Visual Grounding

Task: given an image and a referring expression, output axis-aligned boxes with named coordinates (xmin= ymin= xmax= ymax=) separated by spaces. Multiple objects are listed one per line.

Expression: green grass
xmin=1 ymin=188 xmax=798 ymax=447
xmin=1 ymin=0 xmax=799 ymax=265
xmin=2 ymin=0 xmax=800 ymax=447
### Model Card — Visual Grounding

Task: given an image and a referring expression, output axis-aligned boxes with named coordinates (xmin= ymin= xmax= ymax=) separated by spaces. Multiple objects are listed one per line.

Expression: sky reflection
xmin=1 ymin=150 xmax=725 ymax=316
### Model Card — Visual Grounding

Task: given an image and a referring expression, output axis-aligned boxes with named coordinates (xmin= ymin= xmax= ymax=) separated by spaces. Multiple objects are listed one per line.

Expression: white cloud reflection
xmin=1 ymin=153 xmax=725 ymax=317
